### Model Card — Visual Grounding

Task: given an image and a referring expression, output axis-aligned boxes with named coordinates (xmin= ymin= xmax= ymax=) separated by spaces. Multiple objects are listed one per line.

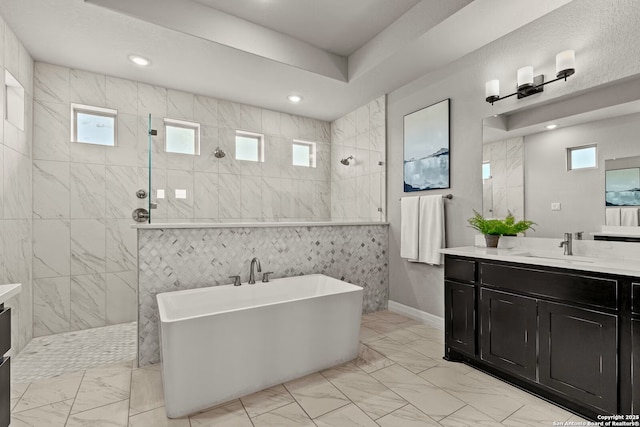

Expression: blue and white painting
xmin=606 ymin=167 xmax=640 ymax=206
xmin=403 ymin=99 xmax=450 ymax=192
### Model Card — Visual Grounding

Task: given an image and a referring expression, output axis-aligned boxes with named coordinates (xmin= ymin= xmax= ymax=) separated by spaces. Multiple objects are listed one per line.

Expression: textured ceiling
xmin=0 ymin=0 xmax=574 ymax=121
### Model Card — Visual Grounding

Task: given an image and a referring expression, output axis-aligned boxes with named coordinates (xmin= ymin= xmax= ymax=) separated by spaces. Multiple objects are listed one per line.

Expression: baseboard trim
xmin=388 ymin=300 xmax=444 ymax=330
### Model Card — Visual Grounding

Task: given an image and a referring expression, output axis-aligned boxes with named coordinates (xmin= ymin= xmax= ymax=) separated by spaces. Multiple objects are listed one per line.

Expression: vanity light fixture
xmin=485 ymin=50 xmax=576 ymax=105
xmin=128 ymin=55 xmax=151 ymax=66
xmin=287 ymin=94 xmax=302 ymax=103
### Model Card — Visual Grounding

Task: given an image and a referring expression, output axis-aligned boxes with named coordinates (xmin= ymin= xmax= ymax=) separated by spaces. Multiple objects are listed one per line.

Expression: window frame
xmin=164 ymin=118 xmax=201 ymax=155
xmin=235 ymin=130 xmax=264 ymax=162
xmin=482 ymin=161 xmax=491 ymax=179
xmin=292 ymin=139 xmax=317 ymax=168
xmin=70 ymin=103 xmax=118 ymax=146
xmin=567 ymin=144 xmax=597 ymax=171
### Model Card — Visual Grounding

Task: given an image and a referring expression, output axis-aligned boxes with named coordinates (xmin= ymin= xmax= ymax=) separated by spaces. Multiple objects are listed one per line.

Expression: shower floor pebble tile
xmin=8 ymin=312 xmax=591 ymax=426
xmin=11 ymin=322 xmax=136 ymax=383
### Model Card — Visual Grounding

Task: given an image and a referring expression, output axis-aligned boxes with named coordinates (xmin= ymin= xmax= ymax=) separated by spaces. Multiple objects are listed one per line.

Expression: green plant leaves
xmin=467 ymin=209 xmax=535 ymax=236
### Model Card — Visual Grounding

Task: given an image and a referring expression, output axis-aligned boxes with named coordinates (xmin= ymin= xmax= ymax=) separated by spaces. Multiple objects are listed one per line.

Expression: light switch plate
xmin=551 ymin=202 xmax=561 ymax=211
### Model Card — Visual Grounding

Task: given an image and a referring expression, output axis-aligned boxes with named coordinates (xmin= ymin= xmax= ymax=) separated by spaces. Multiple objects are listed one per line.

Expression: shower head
xmin=340 ymin=155 xmax=353 ymax=166
xmin=214 ymin=147 xmax=226 ymax=158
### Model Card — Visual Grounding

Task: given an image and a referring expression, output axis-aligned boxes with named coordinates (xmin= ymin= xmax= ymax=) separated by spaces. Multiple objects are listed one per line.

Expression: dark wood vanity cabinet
xmin=0 ymin=304 xmax=10 ymax=427
xmin=480 ymin=288 xmax=537 ymax=381
xmin=444 ymin=255 xmax=630 ymax=419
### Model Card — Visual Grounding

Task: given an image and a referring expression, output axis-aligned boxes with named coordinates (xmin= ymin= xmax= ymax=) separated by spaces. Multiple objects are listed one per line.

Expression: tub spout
xmin=249 ymin=257 xmax=262 ymax=284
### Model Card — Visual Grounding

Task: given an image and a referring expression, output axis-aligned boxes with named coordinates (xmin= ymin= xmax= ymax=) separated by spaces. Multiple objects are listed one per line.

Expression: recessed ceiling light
xmin=128 ymin=55 xmax=151 ymax=66
xmin=287 ymin=95 xmax=302 ymax=103
xmin=546 ymin=124 xmax=558 ymax=130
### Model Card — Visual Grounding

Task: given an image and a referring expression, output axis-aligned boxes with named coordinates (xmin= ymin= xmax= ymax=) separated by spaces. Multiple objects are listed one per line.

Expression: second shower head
xmin=214 ymin=147 xmax=226 ymax=158
xmin=340 ymin=155 xmax=354 ymax=166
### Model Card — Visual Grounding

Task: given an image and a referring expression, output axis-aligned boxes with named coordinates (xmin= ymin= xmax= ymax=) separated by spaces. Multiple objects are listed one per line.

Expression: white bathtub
xmin=156 ymin=274 xmax=363 ymax=418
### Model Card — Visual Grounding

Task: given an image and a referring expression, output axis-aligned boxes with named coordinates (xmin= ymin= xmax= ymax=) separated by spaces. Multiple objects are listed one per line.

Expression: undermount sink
xmin=515 ymin=252 xmax=598 ymax=264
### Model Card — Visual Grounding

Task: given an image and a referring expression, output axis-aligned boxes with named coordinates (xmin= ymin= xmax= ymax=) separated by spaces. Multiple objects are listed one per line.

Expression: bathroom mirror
xmin=482 ymin=77 xmax=640 ymax=238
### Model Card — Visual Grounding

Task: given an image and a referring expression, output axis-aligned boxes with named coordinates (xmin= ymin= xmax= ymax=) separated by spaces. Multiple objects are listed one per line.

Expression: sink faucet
xmin=249 ymin=257 xmax=262 ymax=284
xmin=559 ymin=232 xmax=573 ymax=256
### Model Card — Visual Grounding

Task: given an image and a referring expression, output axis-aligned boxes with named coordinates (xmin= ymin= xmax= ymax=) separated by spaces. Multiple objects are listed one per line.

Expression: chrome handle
xmin=131 ymin=208 xmax=149 ymax=223
xmin=574 ymin=231 xmax=584 ymax=240
xmin=262 ymin=272 xmax=274 ymax=283
xmin=229 ymin=275 xmax=241 ymax=286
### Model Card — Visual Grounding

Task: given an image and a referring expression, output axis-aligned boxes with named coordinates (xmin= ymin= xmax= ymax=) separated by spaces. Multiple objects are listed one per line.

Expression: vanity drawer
xmin=0 ymin=308 xmax=9 ymax=356
xmin=480 ymin=263 xmax=618 ymax=310
xmin=445 ymin=256 xmax=476 ymax=283
xmin=633 ymin=283 xmax=640 ymax=314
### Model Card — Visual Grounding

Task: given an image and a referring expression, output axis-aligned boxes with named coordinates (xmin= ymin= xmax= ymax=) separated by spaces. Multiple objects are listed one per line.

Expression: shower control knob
xmin=136 ymin=189 xmax=148 ymax=199
xmin=132 ymin=208 xmax=150 ymax=223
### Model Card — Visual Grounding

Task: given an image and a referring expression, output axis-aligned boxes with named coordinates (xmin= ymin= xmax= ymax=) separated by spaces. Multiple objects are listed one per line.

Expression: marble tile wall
xmin=32 ymin=63 xmax=333 ymax=336
xmin=0 ymin=16 xmax=34 ymax=355
xmin=482 ymin=137 xmax=524 ymax=218
xmin=331 ymin=96 xmax=386 ymax=222
xmin=137 ymin=224 xmax=389 ymax=366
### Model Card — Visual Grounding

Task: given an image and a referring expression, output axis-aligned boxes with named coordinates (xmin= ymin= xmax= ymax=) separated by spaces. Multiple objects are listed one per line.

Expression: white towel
xmin=621 ymin=208 xmax=639 ymax=226
xmin=417 ymin=195 xmax=445 ymax=265
xmin=605 ymin=208 xmax=621 ymax=226
xmin=400 ymin=197 xmax=420 ymax=260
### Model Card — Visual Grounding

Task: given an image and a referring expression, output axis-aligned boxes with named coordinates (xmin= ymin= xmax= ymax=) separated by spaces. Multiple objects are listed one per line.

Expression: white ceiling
xmin=193 ymin=0 xmax=422 ymax=56
xmin=0 ymin=0 xmax=574 ymax=121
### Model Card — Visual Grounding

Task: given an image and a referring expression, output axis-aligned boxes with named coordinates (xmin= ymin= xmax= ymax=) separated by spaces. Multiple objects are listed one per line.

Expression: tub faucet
xmin=559 ymin=232 xmax=573 ymax=256
xmin=249 ymin=257 xmax=262 ymax=284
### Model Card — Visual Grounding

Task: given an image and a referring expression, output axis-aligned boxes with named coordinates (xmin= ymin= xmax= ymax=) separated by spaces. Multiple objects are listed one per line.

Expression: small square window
xmin=71 ymin=103 xmax=117 ymax=146
xmin=235 ymin=131 xmax=264 ymax=162
xmin=292 ymin=140 xmax=316 ymax=168
xmin=165 ymin=118 xmax=200 ymax=155
xmin=567 ymin=145 xmax=597 ymax=170
xmin=482 ymin=162 xmax=491 ymax=179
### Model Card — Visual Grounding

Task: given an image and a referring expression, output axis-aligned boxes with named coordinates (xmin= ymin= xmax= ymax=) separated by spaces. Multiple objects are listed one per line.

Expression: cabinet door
xmin=480 ymin=288 xmax=537 ymax=380
xmin=539 ymin=301 xmax=617 ymax=414
xmin=445 ymin=280 xmax=476 ymax=356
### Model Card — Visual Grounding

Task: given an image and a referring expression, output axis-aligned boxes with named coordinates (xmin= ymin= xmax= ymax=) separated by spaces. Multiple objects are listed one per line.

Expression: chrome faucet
xmin=249 ymin=257 xmax=261 ymax=284
xmin=559 ymin=232 xmax=573 ymax=256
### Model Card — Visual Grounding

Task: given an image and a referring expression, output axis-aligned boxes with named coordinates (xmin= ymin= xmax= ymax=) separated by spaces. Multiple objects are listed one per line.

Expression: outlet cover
xmin=551 ymin=202 xmax=561 ymax=211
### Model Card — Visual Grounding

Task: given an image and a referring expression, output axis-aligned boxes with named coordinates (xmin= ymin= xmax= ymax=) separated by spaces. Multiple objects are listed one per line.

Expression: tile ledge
xmin=132 ymin=221 xmax=389 ymax=229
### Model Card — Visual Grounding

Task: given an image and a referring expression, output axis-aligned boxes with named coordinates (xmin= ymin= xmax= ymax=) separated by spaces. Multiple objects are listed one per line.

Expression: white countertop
xmin=440 ymin=246 xmax=640 ymax=278
xmin=133 ymin=221 xmax=389 ymax=229
xmin=0 ymin=283 xmax=21 ymax=304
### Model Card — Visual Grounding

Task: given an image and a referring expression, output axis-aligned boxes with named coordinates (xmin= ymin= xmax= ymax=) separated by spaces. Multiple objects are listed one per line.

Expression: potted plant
xmin=467 ymin=210 xmax=535 ymax=248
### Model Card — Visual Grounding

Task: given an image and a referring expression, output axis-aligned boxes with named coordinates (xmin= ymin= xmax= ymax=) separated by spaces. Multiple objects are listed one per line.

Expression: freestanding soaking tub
xmin=156 ymin=274 xmax=363 ymax=418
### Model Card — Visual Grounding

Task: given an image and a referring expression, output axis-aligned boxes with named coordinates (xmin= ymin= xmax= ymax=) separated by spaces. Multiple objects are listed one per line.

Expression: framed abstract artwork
xmin=403 ymin=98 xmax=450 ymax=192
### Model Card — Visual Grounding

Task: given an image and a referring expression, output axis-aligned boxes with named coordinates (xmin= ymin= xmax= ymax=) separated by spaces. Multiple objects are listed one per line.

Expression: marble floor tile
xmin=240 ymin=384 xmax=295 ymax=418
xmin=366 ymin=337 xmax=439 ymax=373
xmin=314 ymin=403 xmax=379 ymax=427
xmin=366 ymin=310 xmax=415 ymax=324
xmin=501 ymin=401 xmax=575 ymax=426
xmin=188 ymin=400 xmax=253 ymax=427
xmin=376 ymin=404 xmax=441 ymax=427
xmin=321 ymin=362 xmax=407 ymax=419
xmin=13 ymin=371 xmax=84 ymax=413
xmin=71 ymin=362 xmax=131 ymax=414
xmin=439 ymin=404 xmax=505 ymax=427
xmin=404 ymin=323 xmax=445 ymax=342
xmin=251 ymin=402 xmax=315 ymax=427
xmin=12 ymin=322 xmax=136 ymax=383
xmin=419 ymin=365 xmax=525 ymax=422
xmin=10 ymin=399 xmax=73 ymax=427
xmin=65 ymin=399 xmax=129 ymax=427
xmin=381 ymin=327 xmax=425 ymax=344
xmin=371 ymin=364 xmax=465 ymax=420
xmin=128 ymin=406 xmax=190 ymax=427
xmin=355 ymin=343 xmax=395 ymax=373
xmin=11 ymin=382 xmax=30 ymax=400
xmin=359 ymin=325 xmax=385 ymax=344
xmin=129 ymin=366 xmax=164 ymax=416
xmin=284 ymin=372 xmax=350 ymax=418
xmin=405 ymin=336 xmax=445 ymax=360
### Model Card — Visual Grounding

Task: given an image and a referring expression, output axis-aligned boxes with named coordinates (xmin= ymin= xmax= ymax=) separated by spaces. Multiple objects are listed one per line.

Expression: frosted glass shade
xmin=485 ymin=80 xmax=500 ymax=102
xmin=556 ymin=50 xmax=576 ymax=78
xmin=517 ymin=66 xmax=534 ymax=89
